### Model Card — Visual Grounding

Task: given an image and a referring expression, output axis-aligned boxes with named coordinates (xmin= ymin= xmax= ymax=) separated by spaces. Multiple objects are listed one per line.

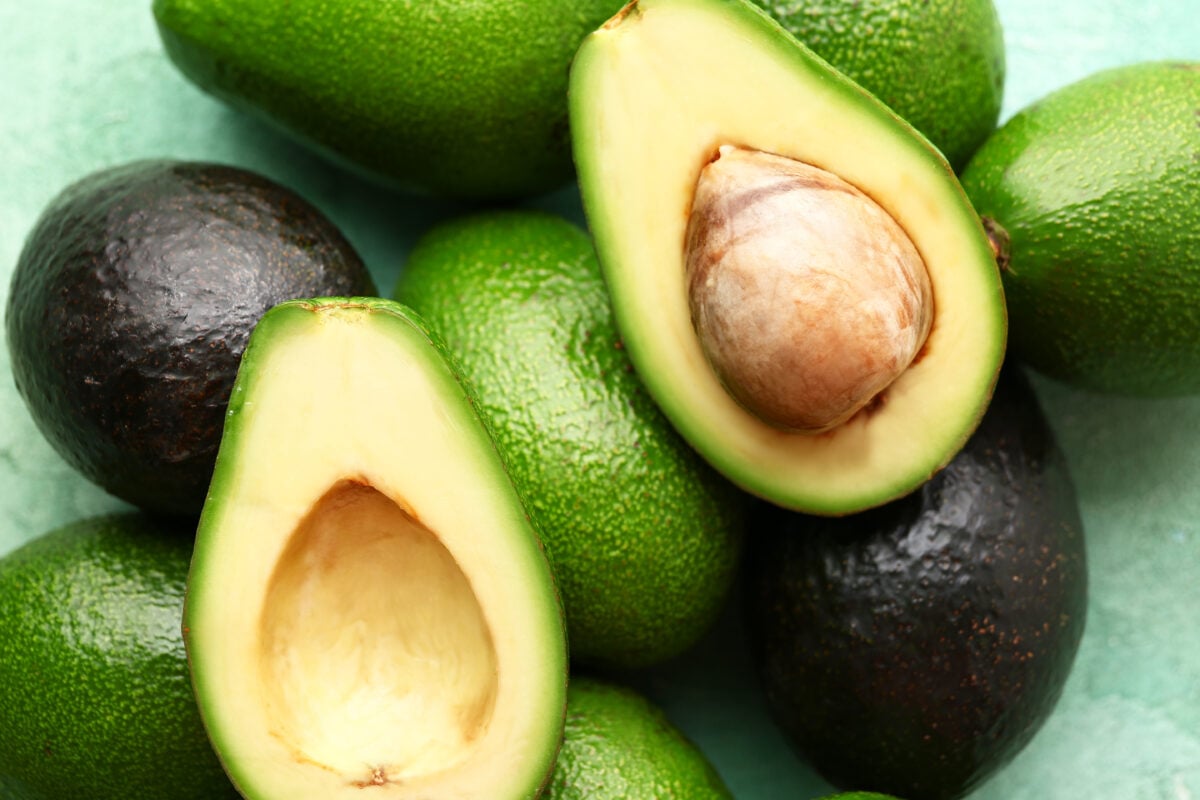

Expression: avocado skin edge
xmin=5 ymin=160 xmax=376 ymax=516
xmin=744 ymin=367 xmax=1087 ymax=800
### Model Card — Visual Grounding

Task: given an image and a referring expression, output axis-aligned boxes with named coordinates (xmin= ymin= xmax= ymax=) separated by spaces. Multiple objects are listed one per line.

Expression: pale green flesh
xmin=185 ymin=299 xmax=565 ymax=799
xmin=570 ymin=0 xmax=1006 ymax=515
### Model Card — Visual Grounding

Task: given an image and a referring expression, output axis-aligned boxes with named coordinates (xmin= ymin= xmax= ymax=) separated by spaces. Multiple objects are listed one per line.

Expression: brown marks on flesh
xmin=685 ymin=145 xmax=933 ymax=433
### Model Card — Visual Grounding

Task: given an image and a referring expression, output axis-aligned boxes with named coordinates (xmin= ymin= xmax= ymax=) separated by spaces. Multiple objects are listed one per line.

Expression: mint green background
xmin=1 ymin=2 xmax=1198 ymax=798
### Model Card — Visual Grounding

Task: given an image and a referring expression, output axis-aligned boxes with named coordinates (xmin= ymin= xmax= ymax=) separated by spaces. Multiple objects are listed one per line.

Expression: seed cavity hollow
xmin=684 ymin=145 xmax=934 ymax=433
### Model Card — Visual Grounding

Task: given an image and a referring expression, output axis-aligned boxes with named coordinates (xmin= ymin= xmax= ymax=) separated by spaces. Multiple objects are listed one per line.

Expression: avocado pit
xmin=684 ymin=145 xmax=933 ymax=433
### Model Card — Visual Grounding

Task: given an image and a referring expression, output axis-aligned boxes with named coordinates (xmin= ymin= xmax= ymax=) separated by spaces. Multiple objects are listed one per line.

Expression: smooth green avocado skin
xmin=961 ymin=61 xmax=1200 ymax=395
xmin=152 ymin=0 xmax=625 ymax=199
xmin=394 ymin=210 xmax=747 ymax=669
xmin=751 ymin=0 xmax=1005 ymax=170
xmin=545 ymin=677 xmax=733 ymax=799
xmin=0 ymin=514 xmax=238 ymax=800
xmin=4 ymin=160 xmax=374 ymax=516
xmin=746 ymin=367 xmax=1087 ymax=800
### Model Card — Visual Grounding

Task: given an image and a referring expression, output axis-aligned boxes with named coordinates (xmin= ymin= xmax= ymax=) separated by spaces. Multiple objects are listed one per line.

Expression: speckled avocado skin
xmin=152 ymin=0 xmax=626 ymax=199
xmin=0 ymin=513 xmax=239 ymax=799
xmin=745 ymin=367 xmax=1088 ymax=800
xmin=5 ymin=160 xmax=376 ymax=516
xmin=751 ymin=0 xmax=1005 ymax=170
xmin=961 ymin=61 xmax=1200 ymax=395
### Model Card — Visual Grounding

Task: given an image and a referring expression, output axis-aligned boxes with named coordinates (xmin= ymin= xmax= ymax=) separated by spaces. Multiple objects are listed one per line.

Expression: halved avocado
xmin=569 ymin=0 xmax=1006 ymax=515
xmin=184 ymin=297 xmax=567 ymax=799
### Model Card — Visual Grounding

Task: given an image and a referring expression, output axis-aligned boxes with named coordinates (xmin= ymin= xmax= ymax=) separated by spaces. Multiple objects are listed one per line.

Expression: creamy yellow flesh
xmin=261 ymin=480 xmax=498 ymax=783
xmin=572 ymin=0 xmax=1005 ymax=513
xmin=188 ymin=303 xmax=563 ymax=798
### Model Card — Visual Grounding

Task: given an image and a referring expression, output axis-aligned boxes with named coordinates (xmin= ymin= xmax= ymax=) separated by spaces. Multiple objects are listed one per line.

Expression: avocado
xmin=750 ymin=0 xmax=1005 ymax=171
xmin=744 ymin=367 xmax=1088 ymax=800
xmin=961 ymin=61 xmax=1200 ymax=395
xmin=569 ymin=0 xmax=1006 ymax=516
xmin=185 ymin=297 xmax=567 ymax=799
xmin=545 ymin=676 xmax=733 ymax=799
xmin=0 ymin=512 xmax=238 ymax=800
xmin=152 ymin=0 xmax=624 ymax=199
xmin=393 ymin=210 xmax=747 ymax=669
xmin=5 ymin=160 xmax=376 ymax=516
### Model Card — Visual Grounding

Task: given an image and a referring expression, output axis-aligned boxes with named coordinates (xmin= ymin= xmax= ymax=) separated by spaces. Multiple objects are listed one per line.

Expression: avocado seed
xmin=685 ymin=146 xmax=933 ymax=433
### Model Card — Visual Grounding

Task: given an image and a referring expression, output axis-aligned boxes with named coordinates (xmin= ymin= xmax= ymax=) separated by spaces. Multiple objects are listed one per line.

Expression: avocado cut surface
xmin=745 ymin=368 xmax=1088 ymax=800
xmin=0 ymin=513 xmax=238 ymax=800
xmin=185 ymin=297 xmax=567 ymax=799
xmin=961 ymin=61 xmax=1200 ymax=396
xmin=394 ymin=210 xmax=747 ymax=669
xmin=569 ymin=0 xmax=1006 ymax=516
xmin=152 ymin=0 xmax=624 ymax=199
xmin=4 ymin=160 xmax=375 ymax=516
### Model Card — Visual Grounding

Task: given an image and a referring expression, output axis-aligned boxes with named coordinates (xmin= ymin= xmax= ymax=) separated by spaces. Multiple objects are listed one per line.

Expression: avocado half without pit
xmin=184 ymin=298 xmax=567 ymax=799
xmin=570 ymin=0 xmax=1007 ymax=515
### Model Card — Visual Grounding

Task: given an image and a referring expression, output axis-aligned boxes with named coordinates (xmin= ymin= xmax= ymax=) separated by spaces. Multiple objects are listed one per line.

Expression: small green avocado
xmin=5 ymin=160 xmax=376 ymax=516
xmin=0 ymin=513 xmax=239 ymax=800
xmin=545 ymin=677 xmax=733 ymax=799
xmin=961 ymin=61 xmax=1200 ymax=395
xmin=745 ymin=367 xmax=1088 ymax=800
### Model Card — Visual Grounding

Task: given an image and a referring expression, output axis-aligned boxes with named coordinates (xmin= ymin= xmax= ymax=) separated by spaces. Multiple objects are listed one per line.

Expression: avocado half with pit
xmin=569 ymin=0 xmax=1007 ymax=515
xmin=184 ymin=297 xmax=567 ymax=799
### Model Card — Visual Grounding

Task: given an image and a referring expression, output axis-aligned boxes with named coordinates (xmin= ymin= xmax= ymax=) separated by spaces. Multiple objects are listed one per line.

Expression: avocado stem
xmin=980 ymin=216 xmax=1012 ymax=274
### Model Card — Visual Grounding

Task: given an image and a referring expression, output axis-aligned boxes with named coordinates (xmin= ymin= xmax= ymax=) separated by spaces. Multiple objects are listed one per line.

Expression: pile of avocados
xmin=2 ymin=0 xmax=1198 ymax=798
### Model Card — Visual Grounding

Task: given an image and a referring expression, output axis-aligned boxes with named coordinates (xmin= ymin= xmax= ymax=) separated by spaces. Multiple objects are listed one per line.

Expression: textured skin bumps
xmin=4 ymin=160 xmax=374 ymax=515
xmin=153 ymin=0 xmax=626 ymax=198
xmin=394 ymin=210 xmax=747 ymax=669
xmin=0 ymin=514 xmax=238 ymax=800
xmin=545 ymin=678 xmax=732 ymax=799
xmin=751 ymin=0 xmax=1005 ymax=170
xmin=961 ymin=61 xmax=1200 ymax=395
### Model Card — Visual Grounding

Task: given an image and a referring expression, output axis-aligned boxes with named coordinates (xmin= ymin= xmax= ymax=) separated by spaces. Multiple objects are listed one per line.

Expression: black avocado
xmin=5 ymin=160 xmax=376 ymax=516
xmin=745 ymin=367 xmax=1087 ymax=800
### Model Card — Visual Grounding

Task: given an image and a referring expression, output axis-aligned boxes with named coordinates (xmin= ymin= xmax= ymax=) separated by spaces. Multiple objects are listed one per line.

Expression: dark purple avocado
xmin=6 ymin=160 xmax=376 ymax=517
xmin=745 ymin=367 xmax=1088 ymax=800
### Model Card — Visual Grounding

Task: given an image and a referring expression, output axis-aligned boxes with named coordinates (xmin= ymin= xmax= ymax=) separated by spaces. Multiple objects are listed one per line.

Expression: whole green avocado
xmin=394 ymin=210 xmax=747 ymax=669
xmin=0 ymin=513 xmax=239 ymax=800
xmin=745 ymin=368 xmax=1088 ymax=800
xmin=5 ymin=160 xmax=375 ymax=515
xmin=153 ymin=0 xmax=626 ymax=199
xmin=961 ymin=61 xmax=1200 ymax=395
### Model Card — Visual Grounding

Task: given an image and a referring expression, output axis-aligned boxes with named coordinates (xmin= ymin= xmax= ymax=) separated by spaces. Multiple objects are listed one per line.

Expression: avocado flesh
xmin=569 ymin=0 xmax=1006 ymax=515
xmin=185 ymin=298 xmax=566 ymax=799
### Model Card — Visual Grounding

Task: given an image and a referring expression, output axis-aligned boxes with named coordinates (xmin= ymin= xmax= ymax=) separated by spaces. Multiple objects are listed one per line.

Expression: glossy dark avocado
xmin=745 ymin=368 xmax=1087 ymax=800
xmin=5 ymin=160 xmax=376 ymax=516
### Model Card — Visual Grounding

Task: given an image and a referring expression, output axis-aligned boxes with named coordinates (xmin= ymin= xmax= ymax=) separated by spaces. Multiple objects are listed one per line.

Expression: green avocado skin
xmin=745 ymin=368 xmax=1087 ymax=800
xmin=750 ymin=0 xmax=1005 ymax=171
xmin=0 ymin=513 xmax=239 ymax=799
xmin=153 ymin=0 xmax=624 ymax=199
xmin=5 ymin=160 xmax=375 ymax=516
xmin=961 ymin=61 xmax=1200 ymax=395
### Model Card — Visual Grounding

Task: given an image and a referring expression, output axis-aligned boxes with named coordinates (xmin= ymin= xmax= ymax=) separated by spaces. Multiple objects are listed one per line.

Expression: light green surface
xmin=0 ymin=1 xmax=1197 ymax=798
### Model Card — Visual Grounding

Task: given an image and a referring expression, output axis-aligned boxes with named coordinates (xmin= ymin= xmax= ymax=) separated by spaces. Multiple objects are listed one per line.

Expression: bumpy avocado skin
xmin=153 ymin=0 xmax=625 ymax=199
xmin=745 ymin=368 xmax=1087 ymax=800
xmin=961 ymin=61 xmax=1200 ymax=395
xmin=751 ymin=0 xmax=1005 ymax=171
xmin=5 ymin=160 xmax=376 ymax=516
